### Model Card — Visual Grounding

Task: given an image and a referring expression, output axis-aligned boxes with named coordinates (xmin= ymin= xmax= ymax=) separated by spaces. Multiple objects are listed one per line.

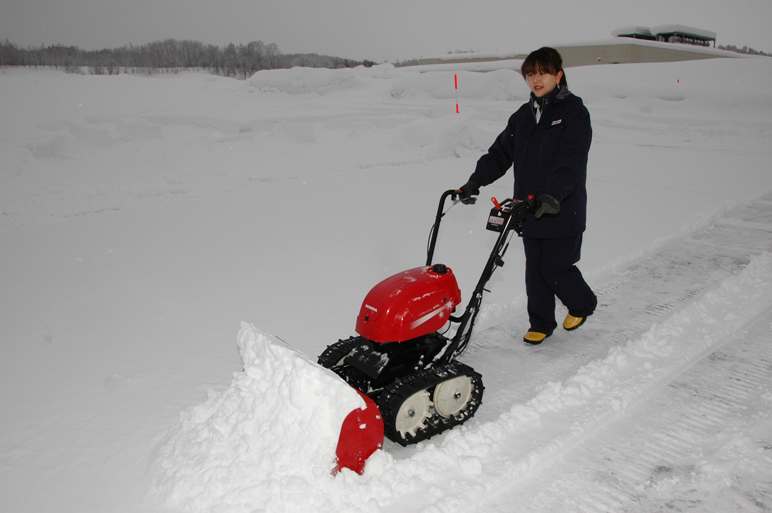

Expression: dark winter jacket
xmin=470 ymin=86 xmax=592 ymax=239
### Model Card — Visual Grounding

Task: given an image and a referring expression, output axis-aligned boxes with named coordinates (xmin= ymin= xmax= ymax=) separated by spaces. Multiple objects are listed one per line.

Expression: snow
xmin=150 ymin=323 xmax=364 ymax=512
xmin=2 ymin=54 xmax=772 ymax=513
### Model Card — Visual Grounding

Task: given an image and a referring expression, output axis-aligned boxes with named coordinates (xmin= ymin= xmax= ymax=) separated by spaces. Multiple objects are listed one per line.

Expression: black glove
xmin=535 ymin=193 xmax=561 ymax=218
xmin=458 ymin=180 xmax=480 ymax=205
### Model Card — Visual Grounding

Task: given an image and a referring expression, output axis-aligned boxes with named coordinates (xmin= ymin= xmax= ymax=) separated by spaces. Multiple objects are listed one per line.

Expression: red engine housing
xmin=355 ymin=265 xmax=462 ymax=343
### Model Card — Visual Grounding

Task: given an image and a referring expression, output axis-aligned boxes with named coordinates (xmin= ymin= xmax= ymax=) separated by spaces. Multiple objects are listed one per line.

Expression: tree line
xmin=717 ymin=44 xmax=770 ymax=57
xmin=0 ymin=38 xmax=377 ymax=78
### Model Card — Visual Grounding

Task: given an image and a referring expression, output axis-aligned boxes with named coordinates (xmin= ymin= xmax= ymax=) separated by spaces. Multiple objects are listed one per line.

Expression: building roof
xmin=613 ymin=24 xmax=717 ymax=42
xmin=649 ymin=24 xmax=717 ymax=41
xmin=611 ymin=26 xmax=655 ymax=39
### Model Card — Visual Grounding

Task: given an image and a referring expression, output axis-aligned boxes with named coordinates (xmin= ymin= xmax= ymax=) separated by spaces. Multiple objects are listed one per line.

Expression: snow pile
xmin=150 ymin=323 xmax=364 ymax=512
xmin=244 ymin=63 xmax=526 ymax=102
xmin=247 ymin=66 xmax=367 ymax=95
xmin=390 ymin=69 xmax=526 ymax=101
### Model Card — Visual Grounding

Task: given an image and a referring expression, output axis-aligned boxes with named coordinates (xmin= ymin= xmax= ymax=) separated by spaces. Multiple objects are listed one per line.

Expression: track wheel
xmin=433 ymin=375 xmax=474 ymax=418
xmin=395 ymin=390 xmax=433 ymax=439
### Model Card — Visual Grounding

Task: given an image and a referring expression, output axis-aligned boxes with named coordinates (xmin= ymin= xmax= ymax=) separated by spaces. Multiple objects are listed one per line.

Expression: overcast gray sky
xmin=2 ymin=0 xmax=770 ymax=62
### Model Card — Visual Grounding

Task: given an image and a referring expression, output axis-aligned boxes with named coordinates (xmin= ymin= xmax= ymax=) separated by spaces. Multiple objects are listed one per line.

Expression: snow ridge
xmin=149 ymin=323 xmax=363 ymax=512
xmin=499 ymin=307 xmax=772 ymax=511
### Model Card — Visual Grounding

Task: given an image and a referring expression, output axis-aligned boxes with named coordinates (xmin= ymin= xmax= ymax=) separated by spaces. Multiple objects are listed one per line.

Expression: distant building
xmin=612 ymin=24 xmax=717 ymax=47
xmin=611 ymin=26 xmax=656 ymax=41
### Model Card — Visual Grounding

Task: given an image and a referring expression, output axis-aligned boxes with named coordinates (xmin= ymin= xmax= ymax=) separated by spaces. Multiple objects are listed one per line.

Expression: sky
xmin=2 ymin=0 xmax=772 ymax=62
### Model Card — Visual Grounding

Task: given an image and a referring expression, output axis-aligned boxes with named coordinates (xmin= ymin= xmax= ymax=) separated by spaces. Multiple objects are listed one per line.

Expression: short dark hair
xmin=521 ymin=47 xmax=567 ymax=87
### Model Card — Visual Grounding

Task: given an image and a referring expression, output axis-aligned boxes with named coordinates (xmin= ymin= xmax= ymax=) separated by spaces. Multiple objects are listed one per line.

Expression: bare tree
xmin=0 ymin=38 xmax=373 ymax=77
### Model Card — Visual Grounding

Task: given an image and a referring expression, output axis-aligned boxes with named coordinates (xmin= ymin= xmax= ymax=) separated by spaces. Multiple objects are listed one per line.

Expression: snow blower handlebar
xmin=425 ymin=189 xmax=461 ymax=266
xmin=427 ymin=189 xmax=537 ymax=267
xmin=428 ymin=190 xmax=538 ymax=362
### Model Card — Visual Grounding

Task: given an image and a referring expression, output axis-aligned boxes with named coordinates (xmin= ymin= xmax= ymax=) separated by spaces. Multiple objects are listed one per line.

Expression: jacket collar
xmin=530 ymin=85 xmax=569 ymax=113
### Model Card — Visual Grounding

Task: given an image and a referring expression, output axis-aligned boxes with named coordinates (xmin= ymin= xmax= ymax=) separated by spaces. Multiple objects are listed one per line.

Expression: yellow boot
xmin=523 ymin=331 xmax=549 ymax=345
xmin=563 ymin=314 xmax=586 ymax=331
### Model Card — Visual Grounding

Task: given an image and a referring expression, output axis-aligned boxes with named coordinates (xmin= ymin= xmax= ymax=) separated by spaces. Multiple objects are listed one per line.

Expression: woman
xmin=458 ymin=47 xmax=596 ymax=345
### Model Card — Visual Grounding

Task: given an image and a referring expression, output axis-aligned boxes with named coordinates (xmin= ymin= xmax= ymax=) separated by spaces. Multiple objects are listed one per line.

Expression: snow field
xmin=2 ymin=53 xmax=772 ymax=513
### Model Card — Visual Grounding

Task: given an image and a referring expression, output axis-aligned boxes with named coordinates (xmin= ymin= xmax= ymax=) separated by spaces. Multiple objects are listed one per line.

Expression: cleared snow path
xmin=487 ymin=307 xmax=772 ymax=512
xmin=380 ymin=193 xmax=772 ymax=513
xmin=396 ymin=194 xmax=772 ymax=439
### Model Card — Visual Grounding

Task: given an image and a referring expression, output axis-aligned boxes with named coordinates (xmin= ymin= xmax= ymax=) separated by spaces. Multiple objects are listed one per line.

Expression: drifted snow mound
xmin=390 ymin=69 xmax=526 ymax=101
xmin=246 ymin=64 xmax=401 ymax=95
xmin=247 ymin=66 xmax=363 ymax=95
xmin=150 ymin=322 xmax=364 ymax=512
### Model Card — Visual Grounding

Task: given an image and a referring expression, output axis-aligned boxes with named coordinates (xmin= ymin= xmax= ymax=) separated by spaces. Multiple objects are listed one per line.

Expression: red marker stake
xmin=455 ymin=74 xmax=459 ymax=113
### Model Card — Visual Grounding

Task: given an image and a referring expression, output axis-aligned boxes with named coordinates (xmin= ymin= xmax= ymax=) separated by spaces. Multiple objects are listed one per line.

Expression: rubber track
xmin=377 ymin=361 xmax=484 ymax=446
xmin=317 ymin=336 xmax=363 ymax=369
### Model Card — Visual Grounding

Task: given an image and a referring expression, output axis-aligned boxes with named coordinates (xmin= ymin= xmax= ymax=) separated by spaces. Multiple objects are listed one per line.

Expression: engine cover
xmin=356 ymin=265 xmax=462 ymax=343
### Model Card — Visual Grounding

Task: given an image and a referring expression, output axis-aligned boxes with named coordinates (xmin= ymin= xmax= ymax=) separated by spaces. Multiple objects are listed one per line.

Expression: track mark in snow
xmin=591 ymin=256 xmax=671 ymax=296
xmin=490 ymin=310 xmax=772 ymax=513
xmin=466 ymin=198 xmax=772 ymax=419
xmin=716 ymin=217 xmax=772 ymax=233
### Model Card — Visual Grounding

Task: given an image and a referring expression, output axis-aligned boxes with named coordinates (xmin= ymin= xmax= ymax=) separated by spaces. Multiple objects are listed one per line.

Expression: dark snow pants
xmin=522 ymin=235 xmax=597 ymax=335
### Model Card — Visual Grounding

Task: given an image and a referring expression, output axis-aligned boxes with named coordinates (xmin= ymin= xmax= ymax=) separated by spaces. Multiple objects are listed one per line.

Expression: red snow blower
xmin=323 ymin=190 xmax=537 ymax=474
